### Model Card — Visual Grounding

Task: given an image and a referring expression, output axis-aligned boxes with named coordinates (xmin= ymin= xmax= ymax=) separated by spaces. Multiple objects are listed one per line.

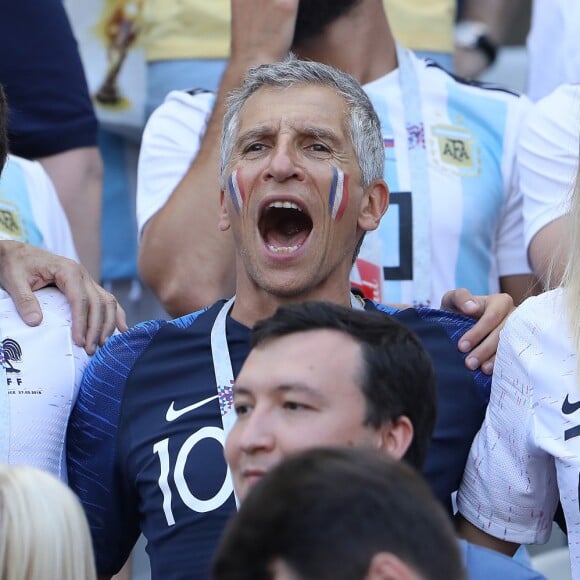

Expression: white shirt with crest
xmin=0 ymin=288 xmax=90 ymax=479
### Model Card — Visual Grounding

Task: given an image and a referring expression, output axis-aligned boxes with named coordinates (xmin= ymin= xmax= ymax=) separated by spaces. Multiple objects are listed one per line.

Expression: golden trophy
xmin=95 ymin=0 xmax=143 ymax=106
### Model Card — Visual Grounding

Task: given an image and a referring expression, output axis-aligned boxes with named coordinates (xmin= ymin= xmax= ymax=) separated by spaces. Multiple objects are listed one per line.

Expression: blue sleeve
xmin=66 ymin=320 xmax=162 ymax=576
xmin=374 ymin=304 xmax=491 ymax=403
xmin=383 ymin=306 xmax=491 ymax=511
xmin=414 ymin=307 xmax=491 ymax=404
xmin=459 ymin=541 xmax=546 ymax=580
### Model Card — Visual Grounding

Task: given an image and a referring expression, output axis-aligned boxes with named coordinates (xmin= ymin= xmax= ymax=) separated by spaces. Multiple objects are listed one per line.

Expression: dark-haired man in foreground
xmin=222 ymin=301 xmax=543 ymax=580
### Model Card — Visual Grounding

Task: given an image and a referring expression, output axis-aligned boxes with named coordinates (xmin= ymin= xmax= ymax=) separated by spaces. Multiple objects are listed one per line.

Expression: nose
xmin=264 ymin=140 xmax=304 ymax=183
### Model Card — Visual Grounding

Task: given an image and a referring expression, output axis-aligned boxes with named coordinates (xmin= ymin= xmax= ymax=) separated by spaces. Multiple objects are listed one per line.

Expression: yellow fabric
xmin=143 ymin=0 xmax=230 ymax=61
xmin=386 ymin=0 xmax=455 ymax=52
xmin=143 ymin=0 xmax=453 ymax=62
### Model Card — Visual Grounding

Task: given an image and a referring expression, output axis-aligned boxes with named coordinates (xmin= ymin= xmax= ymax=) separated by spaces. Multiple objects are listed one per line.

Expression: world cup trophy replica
xmin=95 ymin=0 xmax=143 ymax=106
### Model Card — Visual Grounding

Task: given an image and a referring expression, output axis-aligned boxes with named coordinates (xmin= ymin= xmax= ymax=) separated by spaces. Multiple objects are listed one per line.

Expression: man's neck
xmin=293 ymin=0 xmax=398 ymax=86
xmin=230 ymin=283 xmax=355 ymax=328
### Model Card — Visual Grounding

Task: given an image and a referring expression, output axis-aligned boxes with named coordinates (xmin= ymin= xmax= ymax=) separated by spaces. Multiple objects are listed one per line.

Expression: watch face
xmin=454 ymin=21 xmax=490 ymax=49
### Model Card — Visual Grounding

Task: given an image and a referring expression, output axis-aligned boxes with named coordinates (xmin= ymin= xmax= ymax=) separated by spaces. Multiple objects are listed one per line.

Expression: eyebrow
xmin=235 ymin=126 xmax=276 ymax=148
xmin=300 ymin=126 xmax=342 ymax=146
xmin=233 ymin=382 xmax=328 ymax=405
xmin=235 ymin=125 xmax=342 ymax=148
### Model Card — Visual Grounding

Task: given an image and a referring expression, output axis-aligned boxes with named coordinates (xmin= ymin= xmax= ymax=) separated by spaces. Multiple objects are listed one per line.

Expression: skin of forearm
xmin=38 ymin=147 xmax=103 ymax=281
xmin=499 ymin=273 xmax=541 ymax=306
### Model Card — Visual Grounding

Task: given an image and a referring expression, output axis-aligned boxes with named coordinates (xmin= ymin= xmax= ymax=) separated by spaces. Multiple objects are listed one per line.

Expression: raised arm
xmin=518 ymin=86 xmax=579 ymax=288
xmin=454 ymin=0 xmax=523 ymax=78
xmin=137 ymin=0 xmax=299 ymax=317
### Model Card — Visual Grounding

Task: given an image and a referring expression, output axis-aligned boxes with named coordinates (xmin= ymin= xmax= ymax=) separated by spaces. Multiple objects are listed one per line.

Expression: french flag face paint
xmin=228 ymin=169 xmax=246 ymax=215
xmin=328 ymin=166 xmax=350 ymax=221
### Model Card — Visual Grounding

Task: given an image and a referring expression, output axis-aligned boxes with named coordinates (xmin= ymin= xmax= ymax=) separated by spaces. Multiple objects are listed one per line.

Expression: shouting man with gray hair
xmin=70 ymin=58 xmax=502 ymax=580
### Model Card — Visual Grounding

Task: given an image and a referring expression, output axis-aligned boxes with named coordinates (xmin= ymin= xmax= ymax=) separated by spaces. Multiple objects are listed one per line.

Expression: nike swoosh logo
xmin=562 ymin=395 xmax=580 ymax=415
xmin=166 ymin=395 xmax=220 ymax=422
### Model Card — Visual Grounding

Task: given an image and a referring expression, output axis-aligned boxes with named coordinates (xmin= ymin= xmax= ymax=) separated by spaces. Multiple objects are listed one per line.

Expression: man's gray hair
xmin=220 ymin=56 xmax=384 ymax=189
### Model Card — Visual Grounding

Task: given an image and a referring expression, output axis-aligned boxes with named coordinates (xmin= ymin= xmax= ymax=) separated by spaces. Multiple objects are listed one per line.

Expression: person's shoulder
xmin=368 ymin=301 xmax=475 ymax=335
xmin=418 ymin=55 xmax=523 ymax=102
xmin=160 ymin=88 xmax=215 ymax=115
xmin=508 ymin=288 xmax=565 ymax=332
xmin=534 ymin=83 xmax=580 ymax=114
xmin=459 ymin=540 xmax=546 ymax=580
xmin=2 ymin=154 xmax=50 ymax=182
xmin=141 ymin=88 xmax=216 ymax=153
xmin=400 ymin=305 xmax=475 ymax=335
xmin=95 ymin=301 xmax=224 ymax=365
xmin=3 ymin=154 xmax=37 ymax=172
xmin=523 ymin=84 xmax=580 ymax=140
xmin=0 ymin=287 xmax=90 ymax=382
xmin=0 ymin=287 xmax=83 ymax=346
xmin=166 ymin=301 xmax=223 ymax=330
xmin=0 ymin=287 xmax=71 ymax=320
xmin=367 ymin=301 xmax=400 ymax=315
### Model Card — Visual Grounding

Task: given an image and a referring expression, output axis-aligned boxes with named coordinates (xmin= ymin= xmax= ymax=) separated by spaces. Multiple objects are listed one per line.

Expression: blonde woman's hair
xmin=562 ymin=160 xmax=580 ymax=369
xmin=0 ymin=465 xmax=96 ymax=580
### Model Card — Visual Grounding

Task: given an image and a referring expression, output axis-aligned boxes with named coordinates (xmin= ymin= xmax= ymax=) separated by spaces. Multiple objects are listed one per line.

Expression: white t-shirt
xmin=0 ymin=155 xmax=78 ymax=260
xmin=457 ymin=288 xmax=580 ymax=577
xmin=0 ymin=288 xmax=90 ymax=479
xmin=517 ymin=84 xmax=580 ymax=251
xmin=137 ymin=51 xmax=530 ymax=306
xmin=527 ymin=1 xmax=580 ymax=102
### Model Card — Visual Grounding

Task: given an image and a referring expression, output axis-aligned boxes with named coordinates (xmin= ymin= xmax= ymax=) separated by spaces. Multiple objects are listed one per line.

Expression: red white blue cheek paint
xmin=328 ymin=166 xmax=350 ymax=221
xmin=228 ymin=169 xmax=246 ymax=215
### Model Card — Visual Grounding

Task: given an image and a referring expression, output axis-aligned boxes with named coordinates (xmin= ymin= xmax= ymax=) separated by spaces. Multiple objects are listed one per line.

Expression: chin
xmin=259 ymin=279 xmax=318 ymax=299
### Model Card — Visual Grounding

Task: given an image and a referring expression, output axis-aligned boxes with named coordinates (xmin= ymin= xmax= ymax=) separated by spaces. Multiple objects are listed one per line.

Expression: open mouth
xmin=259 ymin=201 xmax=313 ymax=254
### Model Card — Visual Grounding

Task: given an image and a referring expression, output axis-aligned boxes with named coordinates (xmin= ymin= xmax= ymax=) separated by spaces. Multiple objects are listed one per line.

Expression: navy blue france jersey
xmin=67 ymin=300 xmax=490 ymax=579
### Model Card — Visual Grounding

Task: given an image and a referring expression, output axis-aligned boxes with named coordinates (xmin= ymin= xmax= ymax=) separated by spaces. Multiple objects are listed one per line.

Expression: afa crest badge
xmin=0 ymin=200 xmax=24 ymax=242
xmin=430 ymin=125 xmax=480 ymax=177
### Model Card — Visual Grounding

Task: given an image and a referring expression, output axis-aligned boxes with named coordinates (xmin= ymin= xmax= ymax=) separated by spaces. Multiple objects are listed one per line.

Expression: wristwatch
xmin=455 ymin=21 xmax=498 ymax=67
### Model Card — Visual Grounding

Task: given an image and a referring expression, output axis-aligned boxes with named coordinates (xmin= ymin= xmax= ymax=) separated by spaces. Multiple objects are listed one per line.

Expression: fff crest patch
xmin=430 ymin=124 xmax=480 ymax=177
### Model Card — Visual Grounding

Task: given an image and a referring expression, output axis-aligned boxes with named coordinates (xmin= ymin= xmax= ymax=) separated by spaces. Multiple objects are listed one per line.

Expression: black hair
xmin=0 ymin=84 xmax=8 ymax=172
xmin=213 ymin=447 xmax=466 ymax=580
xmin=250 ymin=301 xmax=437 ymax=469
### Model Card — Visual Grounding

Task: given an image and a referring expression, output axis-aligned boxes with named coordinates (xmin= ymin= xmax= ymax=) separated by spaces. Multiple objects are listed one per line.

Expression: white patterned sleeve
xmin=136 ymin=91 xmax=214 ymax=237
xmin=519 ymin=85 xmax=579 ymax=251
xmin=457 ymin=304 xmax=558 ymax=544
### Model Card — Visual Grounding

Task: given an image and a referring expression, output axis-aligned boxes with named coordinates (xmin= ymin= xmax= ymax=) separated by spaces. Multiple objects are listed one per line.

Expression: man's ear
xmin=219 ymin=189 xmax=231 ymax=232
xmin=376 ymin=416 xmax=413 ymax=460
xmin=365 ymin=552 xmax=419 ymax=580
xmin=358 ymin=180 xmax=389 ymax=232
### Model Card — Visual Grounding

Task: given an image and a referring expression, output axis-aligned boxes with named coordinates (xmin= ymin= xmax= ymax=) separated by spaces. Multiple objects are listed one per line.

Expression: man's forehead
xmin=239 ymin=329 xmax=362 ymax=381
xmin=234 ymin=86 xmax=351 ymax=152
xmin=237 ymin=84 xmax=349 ymax=127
